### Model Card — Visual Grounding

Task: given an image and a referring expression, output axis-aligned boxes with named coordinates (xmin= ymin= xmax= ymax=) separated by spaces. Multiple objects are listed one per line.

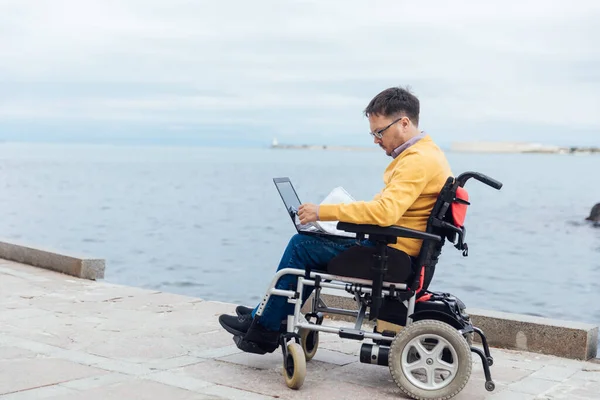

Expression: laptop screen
xmin=274 ymin=179 xmax=301 ymax=219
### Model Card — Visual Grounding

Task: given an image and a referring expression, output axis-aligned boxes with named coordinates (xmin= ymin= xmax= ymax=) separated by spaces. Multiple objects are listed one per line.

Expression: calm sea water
xmin=1 ymin=143 xmax=599 ymax=333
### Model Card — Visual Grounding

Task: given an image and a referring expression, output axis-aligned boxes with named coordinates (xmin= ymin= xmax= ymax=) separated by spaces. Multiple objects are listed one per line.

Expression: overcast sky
xmin=1 ymin=0 xmax=599 ymax=147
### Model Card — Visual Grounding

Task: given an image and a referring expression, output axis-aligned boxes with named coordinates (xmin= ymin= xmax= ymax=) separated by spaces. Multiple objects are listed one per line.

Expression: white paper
xmin=315 ymin=186 xmax=356 ymax=237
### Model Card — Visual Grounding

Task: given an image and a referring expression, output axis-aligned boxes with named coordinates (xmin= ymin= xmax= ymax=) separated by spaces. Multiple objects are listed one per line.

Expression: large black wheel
xmin=389 ymin=320 xmax=472 ymax=400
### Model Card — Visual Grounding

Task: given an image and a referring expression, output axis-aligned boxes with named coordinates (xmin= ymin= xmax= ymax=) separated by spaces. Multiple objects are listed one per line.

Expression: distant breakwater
xmin=270 ymin=144 xmax=376 ymax=151
xmin=450 ymin=142 xmax=600 ymax=154
xmin=270 ymin=142 xmax=599 ymax=154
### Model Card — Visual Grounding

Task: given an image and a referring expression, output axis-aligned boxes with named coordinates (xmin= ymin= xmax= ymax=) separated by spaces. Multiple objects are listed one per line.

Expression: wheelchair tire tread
xmin=388 ymin=320 xmax=472 ymax=400
xmin=282 ymin=342 xmax=306 ymax=390
xmin=299 ymin=327 xmax=319 ymax=361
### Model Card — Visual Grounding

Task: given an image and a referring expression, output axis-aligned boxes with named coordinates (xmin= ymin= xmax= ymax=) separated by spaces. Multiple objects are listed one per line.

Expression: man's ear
xmin=402 ymin=116 xmax=411 ymax=129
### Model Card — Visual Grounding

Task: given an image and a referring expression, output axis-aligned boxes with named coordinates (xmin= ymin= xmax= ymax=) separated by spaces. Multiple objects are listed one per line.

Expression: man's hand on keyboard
xmin=298 ymin=203 xmax=319 ymax=224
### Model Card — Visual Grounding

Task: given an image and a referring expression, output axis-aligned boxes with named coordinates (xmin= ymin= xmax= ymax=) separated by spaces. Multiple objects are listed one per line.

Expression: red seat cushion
xmin=451 ymin=186 xmax=469 ymax=227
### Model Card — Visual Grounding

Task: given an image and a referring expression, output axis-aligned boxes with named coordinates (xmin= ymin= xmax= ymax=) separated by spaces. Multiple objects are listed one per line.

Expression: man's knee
xmin=288 ymin=233 xmax=311 ymax=247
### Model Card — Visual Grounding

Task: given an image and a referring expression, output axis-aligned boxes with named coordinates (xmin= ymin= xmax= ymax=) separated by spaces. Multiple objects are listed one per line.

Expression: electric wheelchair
xmin=233 ymin=171 xmax=502 ymax=400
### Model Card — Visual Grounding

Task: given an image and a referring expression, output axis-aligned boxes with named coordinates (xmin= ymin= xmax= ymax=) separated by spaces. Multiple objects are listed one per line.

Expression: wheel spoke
xmin=425 ymin=366 xmax=435 ymax=386
xmin=436 ymin=358 xmax=457 ymax=374
xmin=431 ymin=341 xmax=446 ymax=360
xmin=415 ymin=341 xmax=430 ymax=358
xmin=404 ymin=357 xmax=426 ymax=372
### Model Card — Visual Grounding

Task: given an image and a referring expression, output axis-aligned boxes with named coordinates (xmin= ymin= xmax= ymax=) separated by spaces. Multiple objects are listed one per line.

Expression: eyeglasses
xmin=369 ymin=117 xmax=404 ymax=139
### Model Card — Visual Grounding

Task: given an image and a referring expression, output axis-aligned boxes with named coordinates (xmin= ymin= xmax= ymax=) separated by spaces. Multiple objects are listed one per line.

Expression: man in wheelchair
xmin=218 ymin=87 xmax=502 ymax=399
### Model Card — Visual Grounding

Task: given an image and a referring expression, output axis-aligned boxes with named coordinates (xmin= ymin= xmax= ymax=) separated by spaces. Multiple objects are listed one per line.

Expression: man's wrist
xmin=316 ymin=206 xmax=320 ymax=221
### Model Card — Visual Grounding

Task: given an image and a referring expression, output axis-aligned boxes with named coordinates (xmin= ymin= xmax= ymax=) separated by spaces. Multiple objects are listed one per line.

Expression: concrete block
xmin=569 ymin=368 xmax=600 ymax=382
xmin=217 ymin=351 xmax=282 ymax=371
xmin=0 ymin=346 xmax=37 ymax=360
xmin=0 ymin=384 xmax=78 ymax=400
xmin=0 ymin=308 xmax=50 ymax=322
xmin=60 ymin=373 xmax=130 ymax=390
xmin=468 ymin=308 xmax=598 ymax=361
xmin=198 ymin=384 xmax=275 ymax=400
xmin=310 ymin=348 xmax=357 ymax=366
xmin=529 ymin=365 xmax=580 ymax=381
xmin=48 ymin=379 xmax=215 ymax=400
xmin=192 ymin=345 xmax=242 ymax=360
xmin=303 ymin=289 xmax=599 ymax=360
xmin=544 ymin=378 xmax=600 ymax=400
xmin=144 ymin=370 xmax=215 ymax=392
xmin=85 ymin=336 xmax=190 ymax=363
xmin=485 ymin=388 xmax=538 ymax=400
xmin=0 ymin=358 xmax=106 ymax=395
xmin=142 ymin=355 xmax=207 ymax=371
xmin=508 ymin=376 xmax=559 ymax=395
xmin=0 ymin=240 xmax=105 ymax=280
xmin=91 ymin=359 xmax=156 ymax=376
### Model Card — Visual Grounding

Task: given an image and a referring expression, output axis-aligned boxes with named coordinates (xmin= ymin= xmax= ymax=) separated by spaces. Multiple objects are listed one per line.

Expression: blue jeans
xmin=251 ymin=233 xmax=372 ymax=331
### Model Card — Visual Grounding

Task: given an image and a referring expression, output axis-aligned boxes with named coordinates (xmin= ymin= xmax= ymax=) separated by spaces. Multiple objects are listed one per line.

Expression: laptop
xmin=273 ymin=177 xmax=355 ymax=239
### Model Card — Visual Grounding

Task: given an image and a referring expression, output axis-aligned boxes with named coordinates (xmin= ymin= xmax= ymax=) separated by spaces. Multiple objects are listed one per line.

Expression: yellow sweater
xmin=319 ymin=135 xmax=452 ymax=257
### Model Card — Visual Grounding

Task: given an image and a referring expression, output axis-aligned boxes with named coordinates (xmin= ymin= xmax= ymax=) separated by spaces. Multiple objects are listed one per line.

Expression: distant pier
xmin=451 ymin=142 xmax=600 ymax=154
xmin=270 ymin=137 xmax=374 ymax=151
xmin=270 ymin=143 xmax=375 ymax=151
xmin=269 ymin=139 xmax=599 ymax=154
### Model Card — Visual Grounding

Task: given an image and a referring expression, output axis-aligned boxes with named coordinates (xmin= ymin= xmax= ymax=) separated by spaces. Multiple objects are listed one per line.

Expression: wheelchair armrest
xmin=336 ymin=222 xmax=442 ymax=242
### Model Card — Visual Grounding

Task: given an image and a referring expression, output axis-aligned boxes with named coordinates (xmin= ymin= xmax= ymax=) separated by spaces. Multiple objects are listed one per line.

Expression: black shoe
xmin=235 ymin=305 xmax=254 ymax=316
xmin=219 ymin=313 xmax=253 ymax=336
xmin=235 ymin=306 xmax=289 ymax=334
xmin=233 ymin=335 xmax=270 ymax=355
xmin=243 ymin=322 xmax=281 ymax=353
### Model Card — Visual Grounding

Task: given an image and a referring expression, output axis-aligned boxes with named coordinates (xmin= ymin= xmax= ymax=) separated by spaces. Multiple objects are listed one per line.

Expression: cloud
xmin=1 ymin=0 xmax=599 ymax=145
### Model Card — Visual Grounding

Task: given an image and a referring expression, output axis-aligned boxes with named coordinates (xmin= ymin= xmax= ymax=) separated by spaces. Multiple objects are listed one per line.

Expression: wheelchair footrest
xmin=233 ymin=335 xmax=272 ymax=355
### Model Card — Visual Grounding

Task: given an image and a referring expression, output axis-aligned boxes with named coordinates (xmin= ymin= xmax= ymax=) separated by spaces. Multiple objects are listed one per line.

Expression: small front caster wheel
xmin=283 ymin=342 xmax=306 ymax=389
xmin=299 ymin=328 xmax=319 ymax=361
xmin=485 ymin=381 xmax=495 ymax=392
xmin=487 ymin=356 xmax=494 ymax=366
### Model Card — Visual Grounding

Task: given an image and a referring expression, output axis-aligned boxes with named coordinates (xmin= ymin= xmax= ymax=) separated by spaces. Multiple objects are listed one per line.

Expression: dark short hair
xmin=364 ymin=86 xmax=420 ymax=126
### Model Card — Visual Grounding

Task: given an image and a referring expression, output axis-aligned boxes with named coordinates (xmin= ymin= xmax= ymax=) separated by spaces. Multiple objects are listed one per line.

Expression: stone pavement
xmin=1 ymin=259 xmax=599 ymax=400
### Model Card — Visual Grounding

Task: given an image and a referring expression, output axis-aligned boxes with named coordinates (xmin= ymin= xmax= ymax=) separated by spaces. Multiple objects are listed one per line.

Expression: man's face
xmin=368 ymin=114 xmax=406 ymax=156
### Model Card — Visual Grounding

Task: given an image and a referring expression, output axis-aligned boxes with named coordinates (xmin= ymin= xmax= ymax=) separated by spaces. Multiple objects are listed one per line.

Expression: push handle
xmin=456 ymin=171 xmax=503 ymax=190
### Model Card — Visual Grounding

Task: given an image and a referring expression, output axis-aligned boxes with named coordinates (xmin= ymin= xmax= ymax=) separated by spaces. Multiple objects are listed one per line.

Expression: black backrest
xmin=415 ymin=171 xmax=503 ymax=290
xmin=415 ymin=177 xmax=457 ymax=289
